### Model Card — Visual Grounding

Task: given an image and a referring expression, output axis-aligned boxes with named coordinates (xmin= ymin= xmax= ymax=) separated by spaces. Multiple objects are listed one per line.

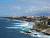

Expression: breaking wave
xmin=6 ymin=20 xmax=50 ymax=38
xmin=15 ymin=23 xmax=29 ymax=26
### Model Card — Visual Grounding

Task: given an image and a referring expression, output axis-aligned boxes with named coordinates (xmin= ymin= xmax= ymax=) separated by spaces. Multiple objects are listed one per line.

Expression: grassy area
xmin=48 ymin=25 xmax=50 ymax=28
xmin=35 ymin=22 xmax=50 ymax=29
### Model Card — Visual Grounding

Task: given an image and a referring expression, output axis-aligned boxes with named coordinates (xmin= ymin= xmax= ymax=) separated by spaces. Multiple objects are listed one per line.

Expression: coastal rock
xmin=41 ymin=28 xmax=50 ymax=35
xmin=34 ymin=34 xmax=37 ymax=35
xmin=23 ymin=31 xmax=31 ymax=34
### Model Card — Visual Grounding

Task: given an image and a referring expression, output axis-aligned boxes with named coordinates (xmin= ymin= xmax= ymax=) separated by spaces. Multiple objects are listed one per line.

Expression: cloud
xmin=25 ymin=6 xmax=50 ymax=14
xmin=25 ymin=10 xmax=29 ymax=13
xmin=34 ymin=9 xmax=38 ymax=10
xmin=48 ymin=4 xmax=50 ymax=6
xmin=10 ymin=6 xmax=21 ymax=11
xmin=32 ymin=6 xmax=35 ymax=8
xmin=44 ymin=7 xmax=50 ymax=9
xmin=14 ymin=6 xmax=21 ymax=10
xmin=25 ymin=6 xmax=39 ymax=13
xmin=40 ymin=6 xmax=50 ymax=11
xmin=30 ymin=6 xmax=38 ymax=11
xmin=28 ymin=8 xmax=38 ymax=11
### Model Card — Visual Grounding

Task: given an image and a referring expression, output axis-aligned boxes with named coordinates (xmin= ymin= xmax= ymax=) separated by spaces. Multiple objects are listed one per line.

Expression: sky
xmin=0 ymin=0 xmax=50 ymax=17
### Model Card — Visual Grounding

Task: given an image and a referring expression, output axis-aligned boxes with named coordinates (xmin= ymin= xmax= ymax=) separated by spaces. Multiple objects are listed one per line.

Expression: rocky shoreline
xmin=22 ymin=28 xmax=50 ymax=36
xmin=31 ymin=26 xmax=50 ymax=35
xmin=3 ymin=16 xmax=50 ymax=35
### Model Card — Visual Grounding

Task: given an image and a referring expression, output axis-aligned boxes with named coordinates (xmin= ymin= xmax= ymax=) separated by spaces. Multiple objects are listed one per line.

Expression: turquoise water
xmin=0 ymin=18 xmax=50 ymax=38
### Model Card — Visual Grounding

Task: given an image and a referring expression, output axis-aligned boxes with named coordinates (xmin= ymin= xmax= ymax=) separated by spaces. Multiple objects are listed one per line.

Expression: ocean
xmin=0 ymin=18 xmax=50 ymax=38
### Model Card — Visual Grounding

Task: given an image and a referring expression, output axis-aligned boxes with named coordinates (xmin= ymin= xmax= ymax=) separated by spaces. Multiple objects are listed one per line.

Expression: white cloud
xmin=32 ymin=6 xmax=35 ymax=8
xmin=44 ymin=7 xmax=50 ymax=8
xmin=41 ymin=6 xmax=50 ymax=11
xmin=33 ymin=9 xmax=38 ymax=10
xmin=48 ymin=4 xmax=50 ymax=6
xmin=34 ymin=6 xmax=50 ymax=11
xmin=10 ymin=6 xmax=21 ymax=11
xmin=14 ymin=6 xmax=21 ymax=10
xmin=29 ymin=6 xmax=38 ymax=11
xmin=28 ymin=9 xmax=33 ymax=11
xmin=25 ymin=10 xmax=29 ymax=13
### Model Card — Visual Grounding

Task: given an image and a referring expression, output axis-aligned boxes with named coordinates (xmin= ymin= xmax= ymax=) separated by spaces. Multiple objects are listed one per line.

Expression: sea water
xmin=0 ymin=18 xmax=50 ymax=38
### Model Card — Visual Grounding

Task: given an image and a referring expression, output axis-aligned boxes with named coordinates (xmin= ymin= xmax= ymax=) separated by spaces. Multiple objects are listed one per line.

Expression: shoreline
xmin=1 ymin=17 xmax=50 ymax=35
xmin=9 ymin=18 xmax=50 ymax=35
xmin=0 ymin=17 xmax=50 ymax=38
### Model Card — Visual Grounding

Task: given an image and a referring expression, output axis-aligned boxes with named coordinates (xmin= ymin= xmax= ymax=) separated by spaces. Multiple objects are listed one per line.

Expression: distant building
xmin=26 ymin=16 xmax=34 ymax=18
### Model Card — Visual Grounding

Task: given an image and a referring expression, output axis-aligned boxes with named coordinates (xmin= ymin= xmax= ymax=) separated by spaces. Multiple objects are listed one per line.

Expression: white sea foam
xmin=20 ymin=31 xmax=24 ymax=33
xmin=37 ymin=35 xmax=41 ymax=37
xmin=6 ymin=20 xmax=50 ymax=38
xmin=20 ymin=31 xmax=28 ymax=34
xmin=15 ymin=25 xmax=27 ymax=26
xmin=13 ymin=23 xmax=21 ymax=24
xmin=29 ymin=31 xmax=42 ymax=38
xmin=13 ymin=23 xmax=25 ymax=24
xmin=31 ymin=33 xmax=41 ymax=37
xmin=15 ymin=23 xmax=29 ymax=27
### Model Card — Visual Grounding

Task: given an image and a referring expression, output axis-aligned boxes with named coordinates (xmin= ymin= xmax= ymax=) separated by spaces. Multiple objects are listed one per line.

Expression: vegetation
xmin=33 ymin=16 xmax=50 ymax=35
xmin=33 ymin=16 xmax=50 ymax=30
